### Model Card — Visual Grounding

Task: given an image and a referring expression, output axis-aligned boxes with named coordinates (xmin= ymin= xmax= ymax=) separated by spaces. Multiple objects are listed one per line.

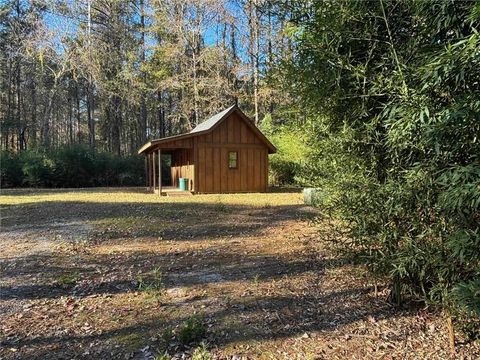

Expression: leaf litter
xmin=0 ymin=188 xmax=479 ymax=359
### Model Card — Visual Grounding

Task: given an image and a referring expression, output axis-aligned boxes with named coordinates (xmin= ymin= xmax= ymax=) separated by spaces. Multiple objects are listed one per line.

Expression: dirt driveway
xmin=1 ymin=188 xmax=478 ymax=359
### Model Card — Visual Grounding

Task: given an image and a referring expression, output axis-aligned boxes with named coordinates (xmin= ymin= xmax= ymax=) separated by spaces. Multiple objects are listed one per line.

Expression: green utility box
xmin=179 ymin=178 xmax=189 ymax=191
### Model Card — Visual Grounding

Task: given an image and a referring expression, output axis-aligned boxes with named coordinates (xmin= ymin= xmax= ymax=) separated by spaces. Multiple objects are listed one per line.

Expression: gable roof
xmin=190 ymin=105 xmax=236 ymax=134
xmin=138 ymin=105 xmax=276 ymax=154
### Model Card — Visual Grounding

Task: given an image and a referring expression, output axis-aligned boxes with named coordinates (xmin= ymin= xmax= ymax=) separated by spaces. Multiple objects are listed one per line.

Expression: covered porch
xmin=144 ymin=146 xmax=195 ymax=196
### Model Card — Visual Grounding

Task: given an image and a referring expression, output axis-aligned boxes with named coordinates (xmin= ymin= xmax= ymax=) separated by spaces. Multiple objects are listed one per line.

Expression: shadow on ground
xmin=0 ymin=191 xmax=398 ymax=360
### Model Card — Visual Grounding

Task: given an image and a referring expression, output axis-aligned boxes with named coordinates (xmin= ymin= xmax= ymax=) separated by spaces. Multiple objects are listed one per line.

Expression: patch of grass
xmin=92 ymin=216 xmax=167 ymax=237
xmin=0 ymin=188 xmax=303 ymax=207
xmin=56 ymin=271 xmax=80 ymax=286
xmin=214 ymin=200 xmax=228 ymax=213
xmin=191 ymin=342 xmax=211 ymax=360
xmin=114 ymin=332 xmax=144 ymax=352
xmin=159 ymin=327 xmax=174 ymax=349
xmin=178 ymin=314 xmax=207 ymax=345
xmin=137 ymin=267 xmax=165 ymax=300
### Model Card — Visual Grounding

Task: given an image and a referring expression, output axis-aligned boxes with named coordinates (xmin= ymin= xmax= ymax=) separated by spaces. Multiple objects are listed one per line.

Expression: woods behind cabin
xmin=1 ymin=0 xmax=480 ymax=343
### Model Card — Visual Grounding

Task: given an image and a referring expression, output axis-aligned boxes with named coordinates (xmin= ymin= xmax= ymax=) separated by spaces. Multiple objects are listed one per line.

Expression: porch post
xmin=158 ymin=149 xmax=162 ymax=196
xmin=152 ymin=151 xmax=156 ymax=193
xmin=145 ymin=155 xmax=148 ymax=191
xmin=147 ymin=153 xmax=152 ymax=191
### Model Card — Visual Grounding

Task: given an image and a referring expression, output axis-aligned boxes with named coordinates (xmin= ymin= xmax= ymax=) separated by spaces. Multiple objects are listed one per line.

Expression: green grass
xmin=113 ymin=332 xmax=144 ymax=352
xmin=178 ymin=314 xmax=207 ymax=345
xmin=56 ymin=271 xmax=80 ymax=286
xmin=191 ymin=342 xmax=212 ymax=360
xmin=137 ymin=267 xmax=165 ymax=301
xmin=0 ymin=188 xmax=303 ymax=207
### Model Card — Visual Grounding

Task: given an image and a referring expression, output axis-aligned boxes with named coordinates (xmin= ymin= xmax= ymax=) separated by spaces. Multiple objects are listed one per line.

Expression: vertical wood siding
xmin=196 ymin=112 xmax=268 ymax=193
xmin=170 ymin=149 xmax=194 ymax=190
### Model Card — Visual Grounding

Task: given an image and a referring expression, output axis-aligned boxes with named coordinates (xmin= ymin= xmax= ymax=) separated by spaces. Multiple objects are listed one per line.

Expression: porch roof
xmin=138 ymin=105 xmax=276 ymax=155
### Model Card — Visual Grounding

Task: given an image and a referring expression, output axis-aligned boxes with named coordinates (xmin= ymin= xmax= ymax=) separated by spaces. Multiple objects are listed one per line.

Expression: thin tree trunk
xmin=5 ymin=59 xmax=13 ymax=150
xmin=75 ymin=83 xmax=80 ymax=142
xmin=139 ymin=0 xmax=147 ymax=146
xmin=87 ymin=84 xmax=95 ymax=149
xmin=16 ymin=60 xmax=22 ymax=151
xmin=192 ymin=43 xmax=199 ymax=126
xmin=68 ymin=94 xmax=73 ymax=144
xmin=158 ymin=91 xmax=165 ymax=137
xmin=31 ymin=66 xmax=37 ymax=147
xmin=230 ymin=24 xmax=238 ymax=104
xmin=248 ymin=0 xmax=259 ymax=124
xmin=267 ymin=6 xmax=274 ymax=113
xmin=111 ymin=95 xmax=122 ymax=155
xmin=447 ymin=316 xmax=455 ymax=356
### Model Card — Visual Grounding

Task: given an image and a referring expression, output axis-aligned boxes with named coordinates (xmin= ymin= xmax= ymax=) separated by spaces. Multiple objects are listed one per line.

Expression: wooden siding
xmin=170 ymin=149 xmax=194 ymax=190
xmin=196 ymin=112 xmax=268 ymax=193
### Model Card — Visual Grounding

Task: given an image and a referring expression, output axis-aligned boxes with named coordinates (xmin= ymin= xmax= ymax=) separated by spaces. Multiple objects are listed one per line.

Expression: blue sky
xmin=42 ymin=0 xmax=250 ymax=62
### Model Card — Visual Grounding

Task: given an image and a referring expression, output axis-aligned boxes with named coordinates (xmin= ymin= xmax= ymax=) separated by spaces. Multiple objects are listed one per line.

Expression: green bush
xmin=52 ymin=144 xmax=96 ymax=187
xmin=21 ymin=150 xmax=54 ymax=187
xmin=261 ymin=114 xmax=308 ymax=186
xmin=0 ymin=145 xmax=144 ymax=188
xmin=269 ymin=157 xmax=299 ymax=185
xmin=279 ymin=0 xmax=480 ymax=335
xmin=178 ymin=314 xmax=206 ymax=345
xmin=0 ymin=151 xmax=23 ymax=187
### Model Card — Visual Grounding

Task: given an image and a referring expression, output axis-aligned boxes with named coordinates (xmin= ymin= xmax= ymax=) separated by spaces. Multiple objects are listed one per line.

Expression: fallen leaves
xmin=1 ymin=189 xmax=479 ymax=359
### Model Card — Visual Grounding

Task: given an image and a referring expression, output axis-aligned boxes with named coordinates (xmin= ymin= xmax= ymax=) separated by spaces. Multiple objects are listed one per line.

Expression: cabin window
xmin=228 ymin=151 xmax=238 ymax=169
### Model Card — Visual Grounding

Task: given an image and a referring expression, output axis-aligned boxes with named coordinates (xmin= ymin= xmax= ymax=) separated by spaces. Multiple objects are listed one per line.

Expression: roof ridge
xmin=189 ymin=105 xmax=236 ymax=134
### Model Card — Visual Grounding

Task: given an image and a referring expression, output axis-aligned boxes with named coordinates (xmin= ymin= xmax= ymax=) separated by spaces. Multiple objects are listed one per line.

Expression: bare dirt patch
xmin=1 ymin=188 xmax=478 ymax=359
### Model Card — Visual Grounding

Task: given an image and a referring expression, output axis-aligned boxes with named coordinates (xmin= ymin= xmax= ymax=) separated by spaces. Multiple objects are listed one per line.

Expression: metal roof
xmin=138 ymin=105 xmax=276 ymax=154
xmin=189 ymin=105 xmax=236 ymax=134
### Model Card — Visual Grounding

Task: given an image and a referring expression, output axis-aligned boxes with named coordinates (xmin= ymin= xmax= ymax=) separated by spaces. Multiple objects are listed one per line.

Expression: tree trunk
xmin=111 ymin=95 xmax=122 ymax=155
xmin=158 ymin=91 xmax=165 ymax=138
xmin=139 ymin=0 xmax=147 ymax=146
xmin=192 ymin=42 xmax=199 ymax=127
xmin=248 ymin=0 xmax=260 ymax=124
xmin=68 ymin=95 xmax=73 ymax=144
xmin=16 ymin=59 xmax=22 ymax=151
xmin=75 ymin=83 xmax=80 ymax=142
xmin=31 ymin=66 xmax=37 ymax=148
xmin=87 ymin=84 xmax=95 ymax=149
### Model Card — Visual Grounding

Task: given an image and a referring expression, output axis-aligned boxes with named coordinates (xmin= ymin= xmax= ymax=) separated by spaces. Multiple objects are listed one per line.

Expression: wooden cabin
xmin=138 ymin=105 xmax=276 ymax=194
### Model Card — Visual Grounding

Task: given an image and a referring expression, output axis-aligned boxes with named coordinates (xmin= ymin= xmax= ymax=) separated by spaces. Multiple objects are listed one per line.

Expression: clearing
xmin=0 ymin=188 xmax=478 ymax=359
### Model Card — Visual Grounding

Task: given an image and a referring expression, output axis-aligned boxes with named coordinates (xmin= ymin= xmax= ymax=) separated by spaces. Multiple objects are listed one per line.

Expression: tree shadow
xmin=2 ymin=284 xmax=402 ymax=360
xmin=0 ymin=200 xmax=316 ymax=240
xmin=0 ymin=191 xmax=404 ymax=359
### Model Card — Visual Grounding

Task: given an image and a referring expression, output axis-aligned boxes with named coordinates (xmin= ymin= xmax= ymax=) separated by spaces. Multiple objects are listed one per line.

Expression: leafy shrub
xmin=20 ymin=150 xmax=54 ymax=187
xmin=0 ymin=145 xmax=144 ymax=188
xmin=52 ymin=144 xmax=96 ymax=187
xmin=178 ymin=314 xmax=206 ymax=345
xmin=280 ymin=0 xmax=480 ymax=335
xmin=269 ymin=157 xmax=299 ymax=185
xmin=0 ymin=151 xmax=23 ymax=187
xmin=261 ymin=114 xmax=308 ymax=186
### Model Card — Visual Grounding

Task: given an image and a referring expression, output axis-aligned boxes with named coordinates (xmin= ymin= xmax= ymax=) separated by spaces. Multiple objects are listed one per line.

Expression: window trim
xmin=228 ymin=150 xmax=238 ymax=169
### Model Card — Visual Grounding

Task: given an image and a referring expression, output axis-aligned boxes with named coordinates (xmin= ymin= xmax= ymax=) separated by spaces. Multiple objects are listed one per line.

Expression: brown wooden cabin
xmin=138 ymin=105 xmax=276 ymax=195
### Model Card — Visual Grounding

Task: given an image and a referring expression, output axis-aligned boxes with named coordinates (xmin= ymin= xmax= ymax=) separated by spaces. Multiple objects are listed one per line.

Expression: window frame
xmin=228 ymin=150 xmax=238 ymax=169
